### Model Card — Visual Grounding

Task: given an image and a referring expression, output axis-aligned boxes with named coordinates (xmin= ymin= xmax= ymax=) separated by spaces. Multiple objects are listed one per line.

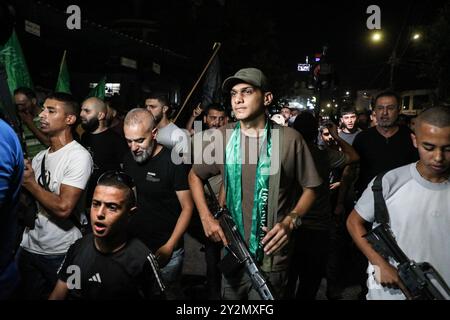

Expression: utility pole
xmin=388 ymin=41 xmax=400 ymax=90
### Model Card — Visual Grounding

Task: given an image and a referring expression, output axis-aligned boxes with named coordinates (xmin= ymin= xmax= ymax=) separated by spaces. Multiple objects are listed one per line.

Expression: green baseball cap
xmin=222 ymin=68 xmax=269 ymax=92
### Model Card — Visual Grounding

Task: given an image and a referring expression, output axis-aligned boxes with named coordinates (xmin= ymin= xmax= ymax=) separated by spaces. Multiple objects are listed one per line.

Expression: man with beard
xmin=185 ymin=103 xmax=227 ymax=135
xmin=338 ymin=106 xmax=361 ymax=145
xmin=347 ymin=106 xmax=450 ymax=300
xmin=123 ymin=108 xmax=193 ymax=299
xmin=145 ymin=91 xmax=189 ymax=159
xmin=348 ymin=91 xmax=419 ymax=299
xmin=353 ymin=91 xmax=419 ymax=197
xmin=80 ymin=97 xmax=128 ymax=208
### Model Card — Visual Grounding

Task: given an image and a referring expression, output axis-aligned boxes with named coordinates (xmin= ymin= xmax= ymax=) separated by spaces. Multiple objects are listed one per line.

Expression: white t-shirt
xmin=355 ymin=163 xmax=450 ymax=300
xmin=21 ymin=140 xmax=93 ymax=255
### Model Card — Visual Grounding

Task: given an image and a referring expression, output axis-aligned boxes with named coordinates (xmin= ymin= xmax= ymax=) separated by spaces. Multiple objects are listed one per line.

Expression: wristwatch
xmin=288 ymin=211 xmax=302 ymax=229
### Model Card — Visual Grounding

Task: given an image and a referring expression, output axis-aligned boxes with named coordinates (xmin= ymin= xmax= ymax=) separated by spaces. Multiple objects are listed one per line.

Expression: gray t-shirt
xmin=338 ymin=129 xmax=361 ymax=145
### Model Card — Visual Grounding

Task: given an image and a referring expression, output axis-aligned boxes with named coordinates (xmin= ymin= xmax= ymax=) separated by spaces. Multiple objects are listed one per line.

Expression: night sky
xmin=10 ymin=0 xmax=450 ymax=94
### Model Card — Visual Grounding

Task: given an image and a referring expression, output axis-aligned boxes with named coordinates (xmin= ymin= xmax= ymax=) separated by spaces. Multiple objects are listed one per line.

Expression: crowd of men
xmin=1 ymin=67 xmax=449 ymax=300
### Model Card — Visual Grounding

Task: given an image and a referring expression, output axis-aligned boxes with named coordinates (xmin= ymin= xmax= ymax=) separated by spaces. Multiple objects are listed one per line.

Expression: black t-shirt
xmin=57 ymin=233 xmax=156 ymax=300
xmin=81 ymin=129 xmax=128 ymax=206
xmin=353 ymin=125 xmax=419 ymax=196
xmin=123 ymin=147 xmax=190 ymax=251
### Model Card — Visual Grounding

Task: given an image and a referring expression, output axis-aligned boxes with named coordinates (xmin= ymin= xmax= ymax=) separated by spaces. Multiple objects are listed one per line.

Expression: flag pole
xmin=173 ymin=42 xmax=221 ymax=123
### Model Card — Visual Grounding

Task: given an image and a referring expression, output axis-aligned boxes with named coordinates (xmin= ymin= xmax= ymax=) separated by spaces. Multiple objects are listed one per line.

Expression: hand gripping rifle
xmin=205 ymin=181 xmax=275 ymax=300
xmin=364 ymin=173 xmax=450 ymax=300
xmin=365 ymin=224 xmax=450 ymax=300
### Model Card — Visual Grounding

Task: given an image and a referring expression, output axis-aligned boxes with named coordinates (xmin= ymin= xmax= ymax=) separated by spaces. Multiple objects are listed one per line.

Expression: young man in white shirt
xmin=17 ymin=92 xmax=93 ymax=299
xmin=347 ymin=106 xmax=450 ymax=300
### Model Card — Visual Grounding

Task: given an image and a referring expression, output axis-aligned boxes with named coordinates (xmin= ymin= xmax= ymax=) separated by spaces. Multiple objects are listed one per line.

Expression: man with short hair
xmin=339 ymin=106 xmax=361 ymax=145
xmin=280 ymin=105 xmax=292 ymax=123
xmin=80 ymin=97 xmax=128 ymax=207
xmin=185 ymin=103 xmax=227 ymax=136
xmin=189 ymin=67 xmax=322 ymax=300
xmin=347 ymin=106 xmax=450 ymax=300
xmin=123 ymin=108 xmax=193 ymax=299
xmin=353 ymin=91 xmax=419 ymax=197
xmin=145 ymin=92 xmax=189 ymax=157
xmin=17 ymin=92 xmax=93 ymax=299
xmin=14 ymin=87 xmax=49 ymax=158
xmin=349 ymin=91 xmax=419 ymax=299
xmin=49 ymin=171 xmax=161 ymax=300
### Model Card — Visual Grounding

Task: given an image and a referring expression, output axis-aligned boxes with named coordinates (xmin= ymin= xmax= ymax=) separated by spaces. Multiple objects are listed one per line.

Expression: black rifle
xmin=366 ymin=173 xmax=450 ymax=300
xmin=146 ymin=252 xmax=166 ymax=295
xmin=365 ymin=224 xmax=450 ymax=300
xmin=205 ymin=181 xmax=275 ymax=300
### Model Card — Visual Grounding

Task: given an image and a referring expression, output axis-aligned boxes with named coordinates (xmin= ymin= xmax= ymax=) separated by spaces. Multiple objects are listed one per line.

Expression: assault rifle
xmin=146 ymin=252 xmax=166 ymax=295
xmin=205 ymin=181 xmax=275 ymax=300
xmin=365 ymin=224 xmax=450 ymax=300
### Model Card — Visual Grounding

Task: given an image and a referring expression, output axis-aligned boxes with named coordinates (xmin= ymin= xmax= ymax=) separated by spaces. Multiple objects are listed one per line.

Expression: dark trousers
xmin=16 ymin=248 xmax=65 ymax=299
xmin=286 ymin=227 xmax=330 ymax=300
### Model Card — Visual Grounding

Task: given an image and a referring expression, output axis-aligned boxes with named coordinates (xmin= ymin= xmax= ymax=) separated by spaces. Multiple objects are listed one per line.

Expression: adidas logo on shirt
xmin=88 ymin=273 xmax=102 ymax=283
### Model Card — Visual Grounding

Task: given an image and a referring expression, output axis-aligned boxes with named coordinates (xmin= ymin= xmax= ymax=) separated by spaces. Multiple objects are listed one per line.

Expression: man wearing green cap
xmin=189 ymin=67 xmax=322 ymax=299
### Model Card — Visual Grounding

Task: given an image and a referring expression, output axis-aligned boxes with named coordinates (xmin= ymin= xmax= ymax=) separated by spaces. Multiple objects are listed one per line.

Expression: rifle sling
xmin=41 ymin=154 xmax=82 ymax=229
xmin=372 ymin=172 xmax=389 ymax=225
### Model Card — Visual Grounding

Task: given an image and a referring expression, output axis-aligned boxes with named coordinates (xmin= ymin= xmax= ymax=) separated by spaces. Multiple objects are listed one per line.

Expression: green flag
xmin=87 ymin=76 xmax=106 ymax=100
xmin=0 ymin=29 xmax=33 ymax=95
xmin=55 ymin=50 xmax=71 ymax=93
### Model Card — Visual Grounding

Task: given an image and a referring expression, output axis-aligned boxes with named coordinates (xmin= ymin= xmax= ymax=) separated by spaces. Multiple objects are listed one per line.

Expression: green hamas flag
xmin=55 ymin=50 xmax=71 ymax=93
xmin=87 ymin=76 xmax=106 ymax=100
xmin=0 ymin=30 xmax=33 ymax=95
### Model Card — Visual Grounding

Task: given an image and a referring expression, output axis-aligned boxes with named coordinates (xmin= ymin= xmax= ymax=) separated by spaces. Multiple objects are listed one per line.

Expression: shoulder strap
xmin=40 ymin=154 xmax=50 ymax=191
xmin=371 ymin=172 xmax=389 ymax=224
xmin=41 ymin=151 xmax=83 ymax=229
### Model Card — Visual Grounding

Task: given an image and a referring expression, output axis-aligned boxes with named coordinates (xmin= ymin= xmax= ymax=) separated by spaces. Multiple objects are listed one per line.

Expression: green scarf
xmin=224 ymin=121 xmax=272 ymax=262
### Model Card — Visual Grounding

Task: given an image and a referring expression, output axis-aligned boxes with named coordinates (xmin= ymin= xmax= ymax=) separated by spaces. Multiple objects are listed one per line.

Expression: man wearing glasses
xmin=349 ymin=91 xmax=419 ymax=299
xmin=353 ymin=91 xmax=419 ymax=198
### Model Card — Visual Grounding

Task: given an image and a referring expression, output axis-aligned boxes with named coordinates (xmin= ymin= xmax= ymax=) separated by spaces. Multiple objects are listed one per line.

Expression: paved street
xmin=181 ymin=233 xmax=363 ymax=300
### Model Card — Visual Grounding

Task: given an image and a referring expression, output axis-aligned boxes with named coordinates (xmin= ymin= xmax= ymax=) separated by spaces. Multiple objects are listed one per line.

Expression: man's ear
xmin=98 ymin=111 xmax=106 ymax=121
xmin=263 ymin=92 xmax=273 ymax=106
xmin=163 ymin=106 xmax=169 ymax=114
xmin=151 ymin=127 xmax=158 ymax=140
xmin=411 ymin=133 xmax=418 ymax=149
xmin=66 ymin=114 xmax=77 ymax=126
xmin=31 ymin=98 xmax=37 ymax=106
xmin=128 ymin=206 xmax=137 ymax=217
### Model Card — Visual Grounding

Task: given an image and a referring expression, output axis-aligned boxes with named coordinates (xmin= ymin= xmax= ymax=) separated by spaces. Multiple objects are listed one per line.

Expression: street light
xmin=371 ymin=31 xmax=383 ymax=43
xmin=371 ymin=28 xmax=423 ymax=89
xmin=412 ymin=33 xmax=421 ymax=41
